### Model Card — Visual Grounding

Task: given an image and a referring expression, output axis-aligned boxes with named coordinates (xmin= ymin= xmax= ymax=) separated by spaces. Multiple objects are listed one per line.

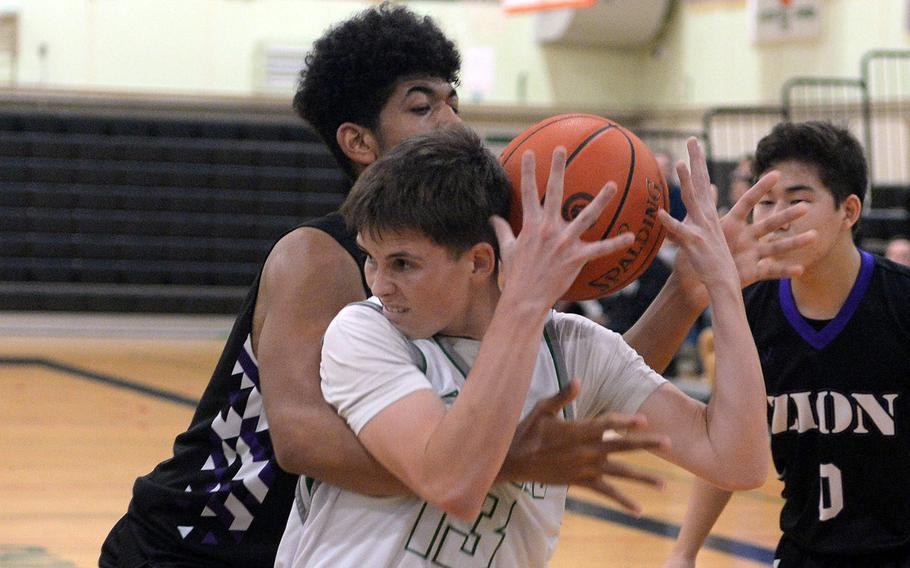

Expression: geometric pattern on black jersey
xmin=180 ymin=334 xmax=278 ymax=545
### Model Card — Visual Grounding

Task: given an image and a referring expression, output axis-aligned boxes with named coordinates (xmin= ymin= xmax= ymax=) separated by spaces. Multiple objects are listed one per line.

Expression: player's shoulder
xmin=871 ymin=254 xmax=910 ymax=321
xmin=550 ymin=310 xmax=624 ymax=345
xmin=269 ymin=224 xmax=351 ymax=265
xmin=874 ymin=253 xmax=910 ymax=283
xmin=331 ymin=297 xmax=387 ymax=330
xmin=261 ymin=223 xmax=360 ymax=294
xmin=324 ymin=298 xmax=418 ymax=366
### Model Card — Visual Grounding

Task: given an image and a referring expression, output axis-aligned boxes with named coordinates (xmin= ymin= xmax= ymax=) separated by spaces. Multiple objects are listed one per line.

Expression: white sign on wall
xmin=747 ymin=0 xmax=822 ymax=44
xmin=501 ymin=0 xmax=595 ymax=15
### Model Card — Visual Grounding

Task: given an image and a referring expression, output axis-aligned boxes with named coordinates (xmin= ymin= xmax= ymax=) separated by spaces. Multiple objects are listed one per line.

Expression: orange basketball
xmin=500 ymin=114 xmax=670 ymax=301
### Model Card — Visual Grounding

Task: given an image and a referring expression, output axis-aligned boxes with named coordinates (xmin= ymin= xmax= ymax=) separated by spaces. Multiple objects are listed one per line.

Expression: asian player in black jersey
xmin=665 ymin=121 xmax=910 ymax=568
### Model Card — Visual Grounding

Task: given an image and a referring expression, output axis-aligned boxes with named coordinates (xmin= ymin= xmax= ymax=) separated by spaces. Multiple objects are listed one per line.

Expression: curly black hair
xmin=294 ymin=3 xmax=461 ymax=179
xmin=754 ymin=121 xmax=868 ymax=208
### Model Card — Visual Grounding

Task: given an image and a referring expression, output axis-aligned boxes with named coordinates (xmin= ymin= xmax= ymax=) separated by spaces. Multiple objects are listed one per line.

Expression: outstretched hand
xmin=667 ymin=143 xmax=818 ymax=300
xmin=657 ymin=139 xmax=738 ymax=289
xmin=721 ymin=170 xmax=817 ymax=287
xmin=490 ymin=148 xmax=634 ymax=309
xmin=500 ymin=379 xmax=670 ymax=515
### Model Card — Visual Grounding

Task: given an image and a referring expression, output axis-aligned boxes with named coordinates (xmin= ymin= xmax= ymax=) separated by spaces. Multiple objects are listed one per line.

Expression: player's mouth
xmin=382 ymin=304 xmax=409 ymax=315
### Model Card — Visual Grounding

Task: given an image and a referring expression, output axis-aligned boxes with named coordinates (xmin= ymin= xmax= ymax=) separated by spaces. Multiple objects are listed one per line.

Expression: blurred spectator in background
xmin=885 ymin=236 xmax=910 ymax=266
xmin=728 ymin=155 xmax=754 ymax=206
xmin=655 ymin=149 xmax=687 ymax=222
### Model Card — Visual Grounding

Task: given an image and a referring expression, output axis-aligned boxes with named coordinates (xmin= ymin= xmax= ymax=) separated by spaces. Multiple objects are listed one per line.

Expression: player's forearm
xmin=668 ymin=479 xmax=733 ymax=563
xmin=420 ymin=297 xmax=546 ymax=520
xmin=624 ymin=270 xmax=708 ymax=373
xmin=271 ymin=404 xmax=409 ymax=496
xmin=702 ymin=281 xmax=769 ymax=488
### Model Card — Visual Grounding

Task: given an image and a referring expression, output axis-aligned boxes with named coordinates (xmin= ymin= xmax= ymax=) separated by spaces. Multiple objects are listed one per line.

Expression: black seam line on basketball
xmin=0 ymin=356 xmax=198 ymax=407
xmin=598 ymin=178 xmax=669 ymax=291
xmin=499 ymin=114 xmax=598 ymax=166
xmin=602 ymin=127 xmax=636 ymax=239
xmin=588 ymin=224 xmax=667 ymax=294
xmin=564 ymin=497 xmax=775 ymax=564
xmin=561 ymin=123 xmax=634 ymax=237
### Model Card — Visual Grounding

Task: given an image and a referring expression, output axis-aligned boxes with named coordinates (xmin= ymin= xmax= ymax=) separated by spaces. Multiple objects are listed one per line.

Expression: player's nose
xmin=369 ymin=268 xmax=395 ymax=297
xmin=436 ymin=104 xmax=461 ymax=127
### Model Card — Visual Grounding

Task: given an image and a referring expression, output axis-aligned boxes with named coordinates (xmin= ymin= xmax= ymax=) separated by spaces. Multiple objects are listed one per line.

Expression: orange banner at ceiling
xmin=501 ymin=0 xmax=596 ymax=14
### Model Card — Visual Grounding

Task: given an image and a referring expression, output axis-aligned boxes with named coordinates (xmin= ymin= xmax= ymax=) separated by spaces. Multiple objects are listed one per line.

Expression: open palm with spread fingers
xmin=670 ymin=156 xmax=818 ymax=299
xmin=491 ymin=148 xmax=635 ymax=308
xmin=722 ymin=170 xmax=817 ymax=286
xmin=657 ymin=139 xmax=738 ymax=288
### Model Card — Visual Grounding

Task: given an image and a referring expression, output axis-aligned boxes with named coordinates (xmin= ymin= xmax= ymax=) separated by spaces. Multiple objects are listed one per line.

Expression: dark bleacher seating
xmin=0 ymin=110 xmax=349 ymax=314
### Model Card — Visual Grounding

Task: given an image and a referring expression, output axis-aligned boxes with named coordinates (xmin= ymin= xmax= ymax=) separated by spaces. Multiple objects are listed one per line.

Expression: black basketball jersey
xmin=744 ymin=251 xmax=910 ymax=555
xmin=125 ymin=213 xmax=367 ymax=567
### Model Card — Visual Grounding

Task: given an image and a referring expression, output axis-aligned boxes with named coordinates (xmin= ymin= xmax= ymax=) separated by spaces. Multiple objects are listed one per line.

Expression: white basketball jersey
xmin=276 ymin=298 xmax=664 ymax=567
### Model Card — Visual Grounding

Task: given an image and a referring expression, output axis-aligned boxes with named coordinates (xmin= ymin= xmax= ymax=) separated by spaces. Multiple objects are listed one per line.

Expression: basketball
xmin=500 ymin=113 xmax=670 ymax=301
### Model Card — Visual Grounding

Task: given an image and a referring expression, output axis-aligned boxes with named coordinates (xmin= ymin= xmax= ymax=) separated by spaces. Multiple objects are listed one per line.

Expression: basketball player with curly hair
xmin=100 ymin=4 xmax=815 ymax=566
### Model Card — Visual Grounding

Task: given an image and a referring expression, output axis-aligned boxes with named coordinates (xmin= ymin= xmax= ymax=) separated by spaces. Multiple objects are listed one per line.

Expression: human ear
xmin=842 ymin=194 xmax=862 ymax=228
xmin=469 ymin=243 xmax=497 ymax=279
xmin=337 ymin=122 xmax=380 ymax=170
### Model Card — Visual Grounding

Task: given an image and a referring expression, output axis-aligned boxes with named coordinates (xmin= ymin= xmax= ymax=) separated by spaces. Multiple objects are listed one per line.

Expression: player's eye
xmin=393 ymin=259 xmax=413 ymax=271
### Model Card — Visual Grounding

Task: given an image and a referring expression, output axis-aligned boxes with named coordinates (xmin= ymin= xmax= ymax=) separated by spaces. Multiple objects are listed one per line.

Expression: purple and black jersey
xmin=744 ymin=251 xmax=910 ymax=556
xmin=105 ymin=213 xmax=367 ymax=567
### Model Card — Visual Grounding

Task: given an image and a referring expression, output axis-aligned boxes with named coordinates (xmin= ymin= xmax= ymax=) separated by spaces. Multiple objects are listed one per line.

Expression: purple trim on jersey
xmin=192 ymin=336 xmax=277 ymax=545
xmin=236 ymin=346 xmax=260 ymax=387
xmin=780 ymin=250 xmax=874 ymax=350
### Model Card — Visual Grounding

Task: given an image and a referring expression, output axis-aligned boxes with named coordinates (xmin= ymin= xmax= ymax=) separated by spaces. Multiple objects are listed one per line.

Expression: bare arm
xmin=635 ymin=139 xmax=769 ymax=490
xmin=625 ymin=169 xmax=818 ymax=373
xmin=256 ymin=227 xmax=406 ymax=495
xmin=663 ymin=479 xmax=733 ymax=568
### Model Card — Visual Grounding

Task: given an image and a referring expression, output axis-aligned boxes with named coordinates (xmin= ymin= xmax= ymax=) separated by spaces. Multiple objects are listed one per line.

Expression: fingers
xmin=567 ymin=182 xmax=616 ymax=240
xmin=599 ymin=456 xmax=665 ymax=489
xmin=543 ymin=147 xmax=567 ymax=219
xmin=656 ymin=209 xmax=691 ymax=244
xmin=757 ymin=229 xmax=817 ymax=258
xmin=685 ymin=138 xmax=711 ymax=198
xmin=579 ymin=477 xmax=644 ymax=516
xmin=489 ymin=215 xmax=516 ymax=254
xmin=520 ymin=150 xmax=541 ymax=224
xmin=754 ymin=258 xmax=805 ymax=281
xmin=557 ymin=412 xmax=655 ymax=445
xmin=730 ymin=170 xmax=780 ymax=218
xmin=599 ymin=433 xmax=671 ymax=455
xmin=749 ymin=201 xmax=808 ymax=237
xmin=580 ymin=232 xmax=635 ymax=264
xmin=595 ymin=412 xmax=648 ymax=434
xmin=525 ymin=378 xmax=581 ymax=421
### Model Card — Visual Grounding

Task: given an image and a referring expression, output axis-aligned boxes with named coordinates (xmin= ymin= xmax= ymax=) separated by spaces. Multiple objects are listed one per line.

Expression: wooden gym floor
xmin=0 ymin=313 xmax=782 ymax=567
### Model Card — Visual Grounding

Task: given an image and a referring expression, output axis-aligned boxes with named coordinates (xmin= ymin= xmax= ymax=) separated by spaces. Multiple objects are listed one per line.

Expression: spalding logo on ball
xmin=500 ymin=114 xmax=669 ymax=301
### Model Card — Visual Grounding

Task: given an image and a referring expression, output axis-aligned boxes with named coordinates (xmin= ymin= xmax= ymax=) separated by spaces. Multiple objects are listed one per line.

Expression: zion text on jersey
xmin=768 ymin=391 xmax=899 ymax=435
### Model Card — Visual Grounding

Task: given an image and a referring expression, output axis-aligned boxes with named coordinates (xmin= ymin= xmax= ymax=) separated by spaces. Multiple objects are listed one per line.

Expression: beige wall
xmin=7 ymin=0 xmax=910 ymax=109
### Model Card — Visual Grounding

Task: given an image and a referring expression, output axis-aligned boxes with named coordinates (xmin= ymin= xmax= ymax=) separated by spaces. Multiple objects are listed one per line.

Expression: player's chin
xmin=391 ymin=320 xmax=435 ymax=341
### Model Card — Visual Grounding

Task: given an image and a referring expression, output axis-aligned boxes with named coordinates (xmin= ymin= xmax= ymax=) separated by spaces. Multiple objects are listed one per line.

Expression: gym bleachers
xmin=0 ymin=110 xmax=350 ymax=314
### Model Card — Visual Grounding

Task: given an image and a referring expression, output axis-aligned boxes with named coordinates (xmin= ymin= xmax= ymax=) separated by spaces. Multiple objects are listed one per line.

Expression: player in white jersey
xmin=276 ymin=125 xmax=771 ymax=567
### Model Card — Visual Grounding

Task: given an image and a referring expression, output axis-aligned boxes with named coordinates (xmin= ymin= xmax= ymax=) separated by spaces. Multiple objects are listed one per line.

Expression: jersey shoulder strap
xmin=348 ymin=300 xmax=427 ymax=373
xmin=544 ymin=318 xmax=574 ymax=421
